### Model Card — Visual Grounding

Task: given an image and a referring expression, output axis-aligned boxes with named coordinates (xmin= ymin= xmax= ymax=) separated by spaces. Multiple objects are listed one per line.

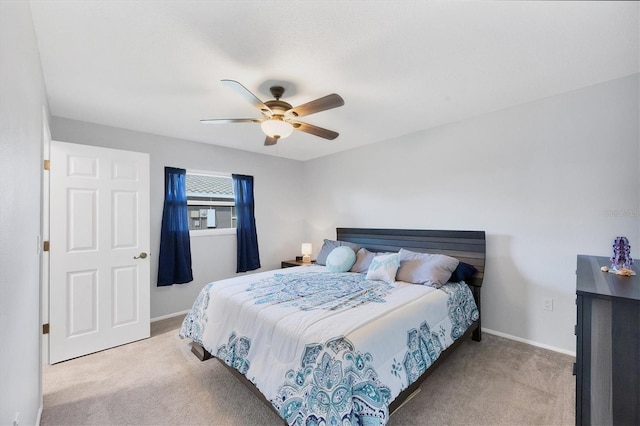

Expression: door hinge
xmin=42 ymin=323 xmax=49 ymax=334
xmin=43 ymin=241 xmax=50 ymax=252
xmin=44 ymin=159 xmax=50 ymax=170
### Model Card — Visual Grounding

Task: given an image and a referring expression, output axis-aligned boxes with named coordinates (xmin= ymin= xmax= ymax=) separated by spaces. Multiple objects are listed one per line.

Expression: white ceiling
xmin=29 ymin=1 xmax=639 ymax=161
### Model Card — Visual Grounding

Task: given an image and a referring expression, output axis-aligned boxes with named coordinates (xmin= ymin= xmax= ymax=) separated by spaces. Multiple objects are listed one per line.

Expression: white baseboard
xmin=36 ymin=402 xmax=43 ymax=425
xmin=482 ymin=328 xmax=576 ymax=357
xmin=151 ymin=310 xmax=190 ymax=323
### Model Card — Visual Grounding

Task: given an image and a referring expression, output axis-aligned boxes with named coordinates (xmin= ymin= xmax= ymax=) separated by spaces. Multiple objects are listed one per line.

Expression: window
xmin=186 ymin=171 xmax=236 ymax=234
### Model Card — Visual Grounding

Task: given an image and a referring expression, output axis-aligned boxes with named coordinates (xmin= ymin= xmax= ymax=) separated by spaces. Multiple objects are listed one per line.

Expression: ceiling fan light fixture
xmin=261 ymin=117 xmax=294 ymax=139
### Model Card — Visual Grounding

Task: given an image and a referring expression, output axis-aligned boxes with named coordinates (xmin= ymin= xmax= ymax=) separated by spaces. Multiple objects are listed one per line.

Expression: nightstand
xmin=281 ymin=259 xmax=316 ymax=268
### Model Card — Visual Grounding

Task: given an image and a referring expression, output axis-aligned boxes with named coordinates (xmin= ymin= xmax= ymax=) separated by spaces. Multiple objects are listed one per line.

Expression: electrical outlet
xmin=544 ymin=298 xmax=553 ymax=311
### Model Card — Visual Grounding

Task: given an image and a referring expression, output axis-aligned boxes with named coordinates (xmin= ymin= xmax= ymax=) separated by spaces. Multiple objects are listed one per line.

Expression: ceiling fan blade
xmin=286 ymin=94 xmax=344 ymax=118
xmin=200 ymin=118 xmax=262 ymax=124
xmin=264 ymin=136 xmax=279 ymax=146
xmin=221 ymin=79 xmax=272 ymax=117
xmin=291 ymin=122 xmax=339 ymax=140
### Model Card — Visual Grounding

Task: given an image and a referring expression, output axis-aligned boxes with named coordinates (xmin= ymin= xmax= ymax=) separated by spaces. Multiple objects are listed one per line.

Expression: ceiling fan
xmin=201 ymin=80 xmax=345 ymax=146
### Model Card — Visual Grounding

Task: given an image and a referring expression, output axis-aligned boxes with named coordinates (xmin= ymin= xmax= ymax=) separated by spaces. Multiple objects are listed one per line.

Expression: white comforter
xmin=180 ymin=265 xmax=478 ymax=425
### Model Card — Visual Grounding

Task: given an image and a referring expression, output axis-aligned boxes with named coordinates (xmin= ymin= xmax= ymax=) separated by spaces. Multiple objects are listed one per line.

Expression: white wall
xmin=303 ymin=74 xmax=640 ymax=353
xmin=51 ymin=118 xmax=306 ymax=319
xmin=0 ymin=1 xmax=49 ymax=425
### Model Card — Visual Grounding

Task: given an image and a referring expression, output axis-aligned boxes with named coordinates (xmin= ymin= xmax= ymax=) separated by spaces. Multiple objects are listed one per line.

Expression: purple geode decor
xmin=610 ymin=236 xmax=633 ymax=270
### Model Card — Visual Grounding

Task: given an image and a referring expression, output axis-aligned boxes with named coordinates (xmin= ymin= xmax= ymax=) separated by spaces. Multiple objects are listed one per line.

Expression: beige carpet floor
xmin=41 ymin=316 xmax=575 ymax=425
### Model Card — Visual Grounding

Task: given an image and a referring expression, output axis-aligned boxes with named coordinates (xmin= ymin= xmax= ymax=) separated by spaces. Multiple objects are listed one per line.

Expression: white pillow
xmin=326 ymin=246 xmax=357 ymax=272
xmin=366 ymin=253 xmax=400 ymax=284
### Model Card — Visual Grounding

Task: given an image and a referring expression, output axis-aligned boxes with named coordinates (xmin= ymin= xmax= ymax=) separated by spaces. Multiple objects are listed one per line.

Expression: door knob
xmin=134 ymin=252 xmax=148 ymax=259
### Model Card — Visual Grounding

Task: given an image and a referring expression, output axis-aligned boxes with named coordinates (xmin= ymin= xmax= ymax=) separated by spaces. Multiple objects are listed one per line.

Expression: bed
xmin=180 ymin=228 xmax=485 ymax=425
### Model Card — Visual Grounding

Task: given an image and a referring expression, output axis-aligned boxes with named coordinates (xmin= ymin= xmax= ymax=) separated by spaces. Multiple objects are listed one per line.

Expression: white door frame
xmin=41 ymin=112 xmax=51 ymax=365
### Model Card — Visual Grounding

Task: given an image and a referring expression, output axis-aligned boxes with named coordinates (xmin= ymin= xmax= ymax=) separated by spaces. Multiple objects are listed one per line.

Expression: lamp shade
xmin=301 ymin=242 xmax=312 ymax=263
xmin=301 ymin=243 xmax=312 ymax=255
xmin=261 ymin=118 xmax=294 ymax=139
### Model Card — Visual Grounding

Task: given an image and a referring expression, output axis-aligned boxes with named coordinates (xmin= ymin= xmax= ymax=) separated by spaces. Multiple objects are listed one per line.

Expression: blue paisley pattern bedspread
xmin=247 ymin=272 xmax=393 ymax=311
xmin=180 ymin=266 xmax=478 ymax=426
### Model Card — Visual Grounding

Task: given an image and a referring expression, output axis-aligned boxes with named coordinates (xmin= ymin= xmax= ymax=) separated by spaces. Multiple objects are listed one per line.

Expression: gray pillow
xmin=396 ymin=248 xmax=459 ymax=288
xmin=316 ymin=239 xmax=361 ymax=265
xmin=350 ymin=247 xmax=376 ymax=273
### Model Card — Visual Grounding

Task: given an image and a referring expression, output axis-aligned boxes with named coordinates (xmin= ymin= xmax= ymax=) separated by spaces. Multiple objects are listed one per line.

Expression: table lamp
xmin=301 ymin=243 xmax=312 ymax=263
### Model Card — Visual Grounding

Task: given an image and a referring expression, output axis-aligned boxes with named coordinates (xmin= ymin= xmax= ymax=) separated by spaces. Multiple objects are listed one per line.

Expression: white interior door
xmin=49 ymin=141 xmax=150 ymax=363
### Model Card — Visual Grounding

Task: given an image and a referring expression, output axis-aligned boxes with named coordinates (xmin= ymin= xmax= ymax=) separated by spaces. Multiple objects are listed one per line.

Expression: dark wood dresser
xmin=575 ymin=255 xmax=640 ymax=426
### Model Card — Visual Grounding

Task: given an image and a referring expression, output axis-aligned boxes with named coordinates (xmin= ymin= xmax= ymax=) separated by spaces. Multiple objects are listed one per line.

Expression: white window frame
xmin=186 ymin=170 xmax=236 ymax=237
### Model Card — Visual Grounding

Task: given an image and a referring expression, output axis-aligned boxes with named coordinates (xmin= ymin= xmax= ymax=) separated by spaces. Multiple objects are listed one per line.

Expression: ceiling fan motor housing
xmin=265 ymin=99 xmax=292 ymax=117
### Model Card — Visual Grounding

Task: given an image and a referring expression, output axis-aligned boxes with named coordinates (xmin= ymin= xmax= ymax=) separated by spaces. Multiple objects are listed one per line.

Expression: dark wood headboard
xmin=336 ymin=228 xmax=486 ymax=288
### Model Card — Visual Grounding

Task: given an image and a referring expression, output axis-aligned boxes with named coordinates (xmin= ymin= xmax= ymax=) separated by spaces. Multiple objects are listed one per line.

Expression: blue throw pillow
xmin=449 ymin=262 xmax=478 ymax=282
xmin=326 ymin=246 xmax=357 ymax=272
